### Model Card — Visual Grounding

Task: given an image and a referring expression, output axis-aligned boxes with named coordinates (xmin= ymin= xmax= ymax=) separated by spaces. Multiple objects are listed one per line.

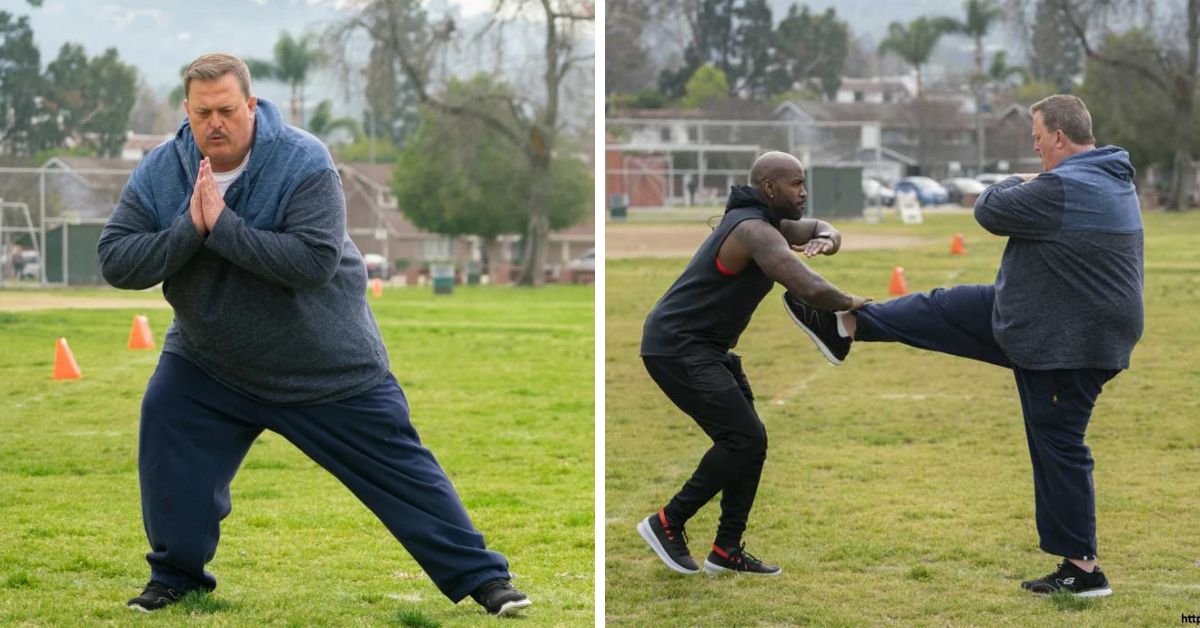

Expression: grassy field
xmin=606 ymin=211 xmax=1200 ymax=626
xmin=0 ymin=285 xmax=594 ymax=626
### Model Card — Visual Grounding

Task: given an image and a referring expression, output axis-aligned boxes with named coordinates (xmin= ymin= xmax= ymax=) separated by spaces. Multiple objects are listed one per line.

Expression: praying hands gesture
xmin=189 ymin=157 xmax=225 ymax=237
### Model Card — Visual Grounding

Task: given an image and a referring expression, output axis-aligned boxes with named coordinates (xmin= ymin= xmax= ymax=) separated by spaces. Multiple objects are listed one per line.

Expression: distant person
xmin=98 ymin=53 xmax=530 ymax=616
xmin=686 ymin=174 xmax=698 ymax=206
xmin=11 ymin=243 xmax=24 ymax=278
xmin=784 ymin=95 xmax=1141 ymax=598
xmin=637 ymin=151 xmax=871 ymax=576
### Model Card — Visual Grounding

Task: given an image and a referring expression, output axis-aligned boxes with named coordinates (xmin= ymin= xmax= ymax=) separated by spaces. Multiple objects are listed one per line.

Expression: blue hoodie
xmin=973 ymin=145 xmax=1144 ymax=370
xmin=98 ymin=98 xmax=389 ymax=404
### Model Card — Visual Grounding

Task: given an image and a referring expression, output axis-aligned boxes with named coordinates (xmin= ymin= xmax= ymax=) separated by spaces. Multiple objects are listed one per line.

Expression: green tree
xmin=987 ymin=50 xmax=1029 ymax=87
xmin=948 ymin=0 xmax=1003 ymax=170
xmin=770 ymin=4 xmax=850 ymax=100
xmin=335 ymin=136 xmax=401 ymax=164
xmin=659 ymin=0 xmax=774 ymax=99
xmin=308 ymin=100 xmax=361 ymax=143
xmin=247 ymin=31 xmax=324 ymax=126
xmin=1076 ymin=29 xmax=1180 ymax=176
xmin=1010 ymin=79 xmax=1058 ymax=104
xmin=877 ymin=16 xmax=958 ymax=97
xmin=43 ymin=44 xmax=137 ymax=157
xmin=878 ymin=15 xmax=957 ymax=172
xmin=1029 ymin=0 xmax=1084 ymax=91
xmin=1043 ymin=0 xmax=1199 ymax=209
xmin=730 ymin=0 xmax=773 ymax=97
xmin=392 ymin=75 xmax=589 ymax=268
xmin=681 ymin=64 xmax=730 ymax=109
xmin=335 ymin=0 xmax=594 ymax=286
xmin=0 ymin=12 xmax=46 ymax=155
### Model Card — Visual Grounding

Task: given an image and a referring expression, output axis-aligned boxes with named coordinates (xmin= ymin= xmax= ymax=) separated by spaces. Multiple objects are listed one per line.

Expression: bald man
xmin=636 ymin=152 xmax=871 ymax=576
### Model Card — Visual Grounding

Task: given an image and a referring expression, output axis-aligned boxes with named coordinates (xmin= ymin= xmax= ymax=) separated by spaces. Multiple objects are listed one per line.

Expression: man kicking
xmin=638 ymin=151 xmax=870 ymax=576
xmin=784 ymin=95 xmax=1142 ymax=598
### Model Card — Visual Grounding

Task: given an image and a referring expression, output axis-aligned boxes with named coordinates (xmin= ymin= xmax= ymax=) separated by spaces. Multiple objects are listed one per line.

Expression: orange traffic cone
xmin=128 ymin=315 xmax=155 ymax=349
xmin=951 ymin=233 xmax=966 ymax=255
xmin=370 ymin=277 xmax=384 ymax=298
xmin=888 ymin=266 xmax=909 ymax=296
xmin=53 ymin=337 xmax=81 ymax=380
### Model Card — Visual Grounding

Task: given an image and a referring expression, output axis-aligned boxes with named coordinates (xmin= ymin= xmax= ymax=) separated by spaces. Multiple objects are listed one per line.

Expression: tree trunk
xmin=1168 ymin=85 xmax=1194 ymax=211
xmin=1171 ymin=0 xmax=1200 ymax=211
xmin=517 ymin=153 xmax=552 ymax=286
xmin=974 ymin=35 xmax=986 ymax=172
xmin=290 ymin=82 xmax=300 ymax=126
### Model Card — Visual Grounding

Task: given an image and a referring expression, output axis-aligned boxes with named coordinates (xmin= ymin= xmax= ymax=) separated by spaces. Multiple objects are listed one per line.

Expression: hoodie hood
xmin=173 ymin=98 xmax=285 ymax=189
xmin=128 ymin=97 xmax=333 ymax=232
xmin=1055 ymin=145 xmax=1135 ymax=183
xmin=725 ymin=185 xmax=781 ymax=228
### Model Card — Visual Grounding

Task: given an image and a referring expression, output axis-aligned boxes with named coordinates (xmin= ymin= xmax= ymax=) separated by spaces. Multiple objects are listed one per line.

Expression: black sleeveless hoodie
xmin=640 ymin=186 xmax=780 ymax=357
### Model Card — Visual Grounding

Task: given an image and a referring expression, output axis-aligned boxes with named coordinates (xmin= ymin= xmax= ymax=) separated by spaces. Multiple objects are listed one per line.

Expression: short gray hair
xmin=183 ymin=53 xmax=252 ymax=100
xmin=1030 ymin=94 xmax=1094 ymax=145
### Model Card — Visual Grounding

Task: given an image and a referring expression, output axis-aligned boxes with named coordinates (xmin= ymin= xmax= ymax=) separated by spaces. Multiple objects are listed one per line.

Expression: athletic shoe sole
xmin=495 ymin=598 xmax=533 ymax=616
xmin=702 ymin=558 xmax=783 ymax=576
xmin=636 ymin=518 xmax=700 ymax=575
xmin=127 ymin=604 xmax=153 ymax=613
xmin=782 ymin=293 xmax=843 ymax=365
xmin=1028 ymin=586 xmax=1113 ymax=598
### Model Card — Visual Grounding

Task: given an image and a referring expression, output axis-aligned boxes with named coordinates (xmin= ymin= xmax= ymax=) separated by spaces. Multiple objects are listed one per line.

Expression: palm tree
xmin=987 ymin=50 xmax=1029 ymax=87
xmin=308 ymin=100 xmax=361 ymax=143
xmin=247 ymin=31 xmax=324 ymax=126
xmin=949 ymin=0 xmax=1003 ymax=170
xmin=878 ymin=16 xmax=957 ymax=173
xmin=878 ymin=16 xmax=958 ymax=97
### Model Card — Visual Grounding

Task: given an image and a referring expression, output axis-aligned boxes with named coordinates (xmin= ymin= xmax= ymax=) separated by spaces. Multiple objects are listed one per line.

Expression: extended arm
xmin=733 ymin=220 xmax=865 ymax=311
xmin=973 ymin=174 xmax=1063 ymax=239
xmin=202 ymin=168 xmax=345 ymax=289
xmin=780 ymin=218 xmax=841 ymax=256
xmin=97 ymin=184 xmax=205 ymax=290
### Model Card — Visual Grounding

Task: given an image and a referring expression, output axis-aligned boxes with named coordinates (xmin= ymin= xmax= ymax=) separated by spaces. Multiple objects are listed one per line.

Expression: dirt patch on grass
xmin=0 ymin=292 xmax=169 ymax=312
xmin=607 ymin=224 xmax=930 ymax=259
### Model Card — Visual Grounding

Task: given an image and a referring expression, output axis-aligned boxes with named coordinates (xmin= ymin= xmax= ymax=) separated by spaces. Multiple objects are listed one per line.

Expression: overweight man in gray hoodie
xmin=784 ymin=95 xmax=1142 ymax=598
xmin=98 ymin=53 xmax=530 ymax=617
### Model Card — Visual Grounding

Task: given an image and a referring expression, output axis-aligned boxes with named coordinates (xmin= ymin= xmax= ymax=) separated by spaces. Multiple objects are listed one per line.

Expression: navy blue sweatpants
xmin=137 ymin=352 xmax=510 ymax=601
xmin=854 ymin=285 xmax=1118 ymax=560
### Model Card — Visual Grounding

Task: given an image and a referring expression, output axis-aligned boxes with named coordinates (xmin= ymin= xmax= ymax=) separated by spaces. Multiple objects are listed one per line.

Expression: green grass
xmin=606 ymin=211 xmax=1200 ymax=626
xmin=0 ymin=285 xmax=594 ymax=626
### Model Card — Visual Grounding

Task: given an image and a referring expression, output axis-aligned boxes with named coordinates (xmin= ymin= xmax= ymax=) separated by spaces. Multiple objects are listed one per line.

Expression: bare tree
xmin=331 ymin=0 xmax=594 ymax=285
xmin=1006 ymin=0 xmax=1198 ymax=210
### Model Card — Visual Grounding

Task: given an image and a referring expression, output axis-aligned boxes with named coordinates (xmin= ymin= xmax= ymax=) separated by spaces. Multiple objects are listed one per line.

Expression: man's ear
xmin=247 ymin=96 xmax=258 ymax=115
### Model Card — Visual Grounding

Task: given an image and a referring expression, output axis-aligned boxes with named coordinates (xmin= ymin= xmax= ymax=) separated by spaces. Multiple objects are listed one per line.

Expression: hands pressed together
xmin=189 ymin=157 xmax=226 ymax=237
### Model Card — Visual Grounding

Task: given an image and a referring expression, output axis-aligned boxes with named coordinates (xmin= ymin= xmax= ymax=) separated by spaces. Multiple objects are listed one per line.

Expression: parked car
xmin=894 ymin=177 xmax=950 ymax=206
xmin=862 ymin=178 xmax=896 ymax=206
xmin=568 ymin=248 xmax=595 ymax=272
xmin=975 ymin=173 xmax=1012 ymax=186
xmin=940 ymin=177 xmax=987 ymax=205
xmin=363 ymin=253 xmax=390 ymax=279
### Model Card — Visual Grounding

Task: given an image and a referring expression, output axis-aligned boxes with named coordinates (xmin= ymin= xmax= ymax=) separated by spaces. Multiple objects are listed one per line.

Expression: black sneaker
xmin=782 ymin=292 xmax=851 ymax=365
xmin=1021 ymin=561 xmax=1112 ymax=598
xmin=636 ymin=509 xmax=700 ymax=574
xmin=703 ymin=543 xmax=782 ymax=576
xmin=470 ymin=578 xmax=532 ymax=616
xmin=127 ymin=581 xmax=182 ymax=612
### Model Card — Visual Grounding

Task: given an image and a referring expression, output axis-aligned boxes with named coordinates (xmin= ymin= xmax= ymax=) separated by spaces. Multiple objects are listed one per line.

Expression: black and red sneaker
xmin=703 ymin=543 xmax=782 ymax=576
xmin=636 ymin=509 xmax=699 ymax=574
